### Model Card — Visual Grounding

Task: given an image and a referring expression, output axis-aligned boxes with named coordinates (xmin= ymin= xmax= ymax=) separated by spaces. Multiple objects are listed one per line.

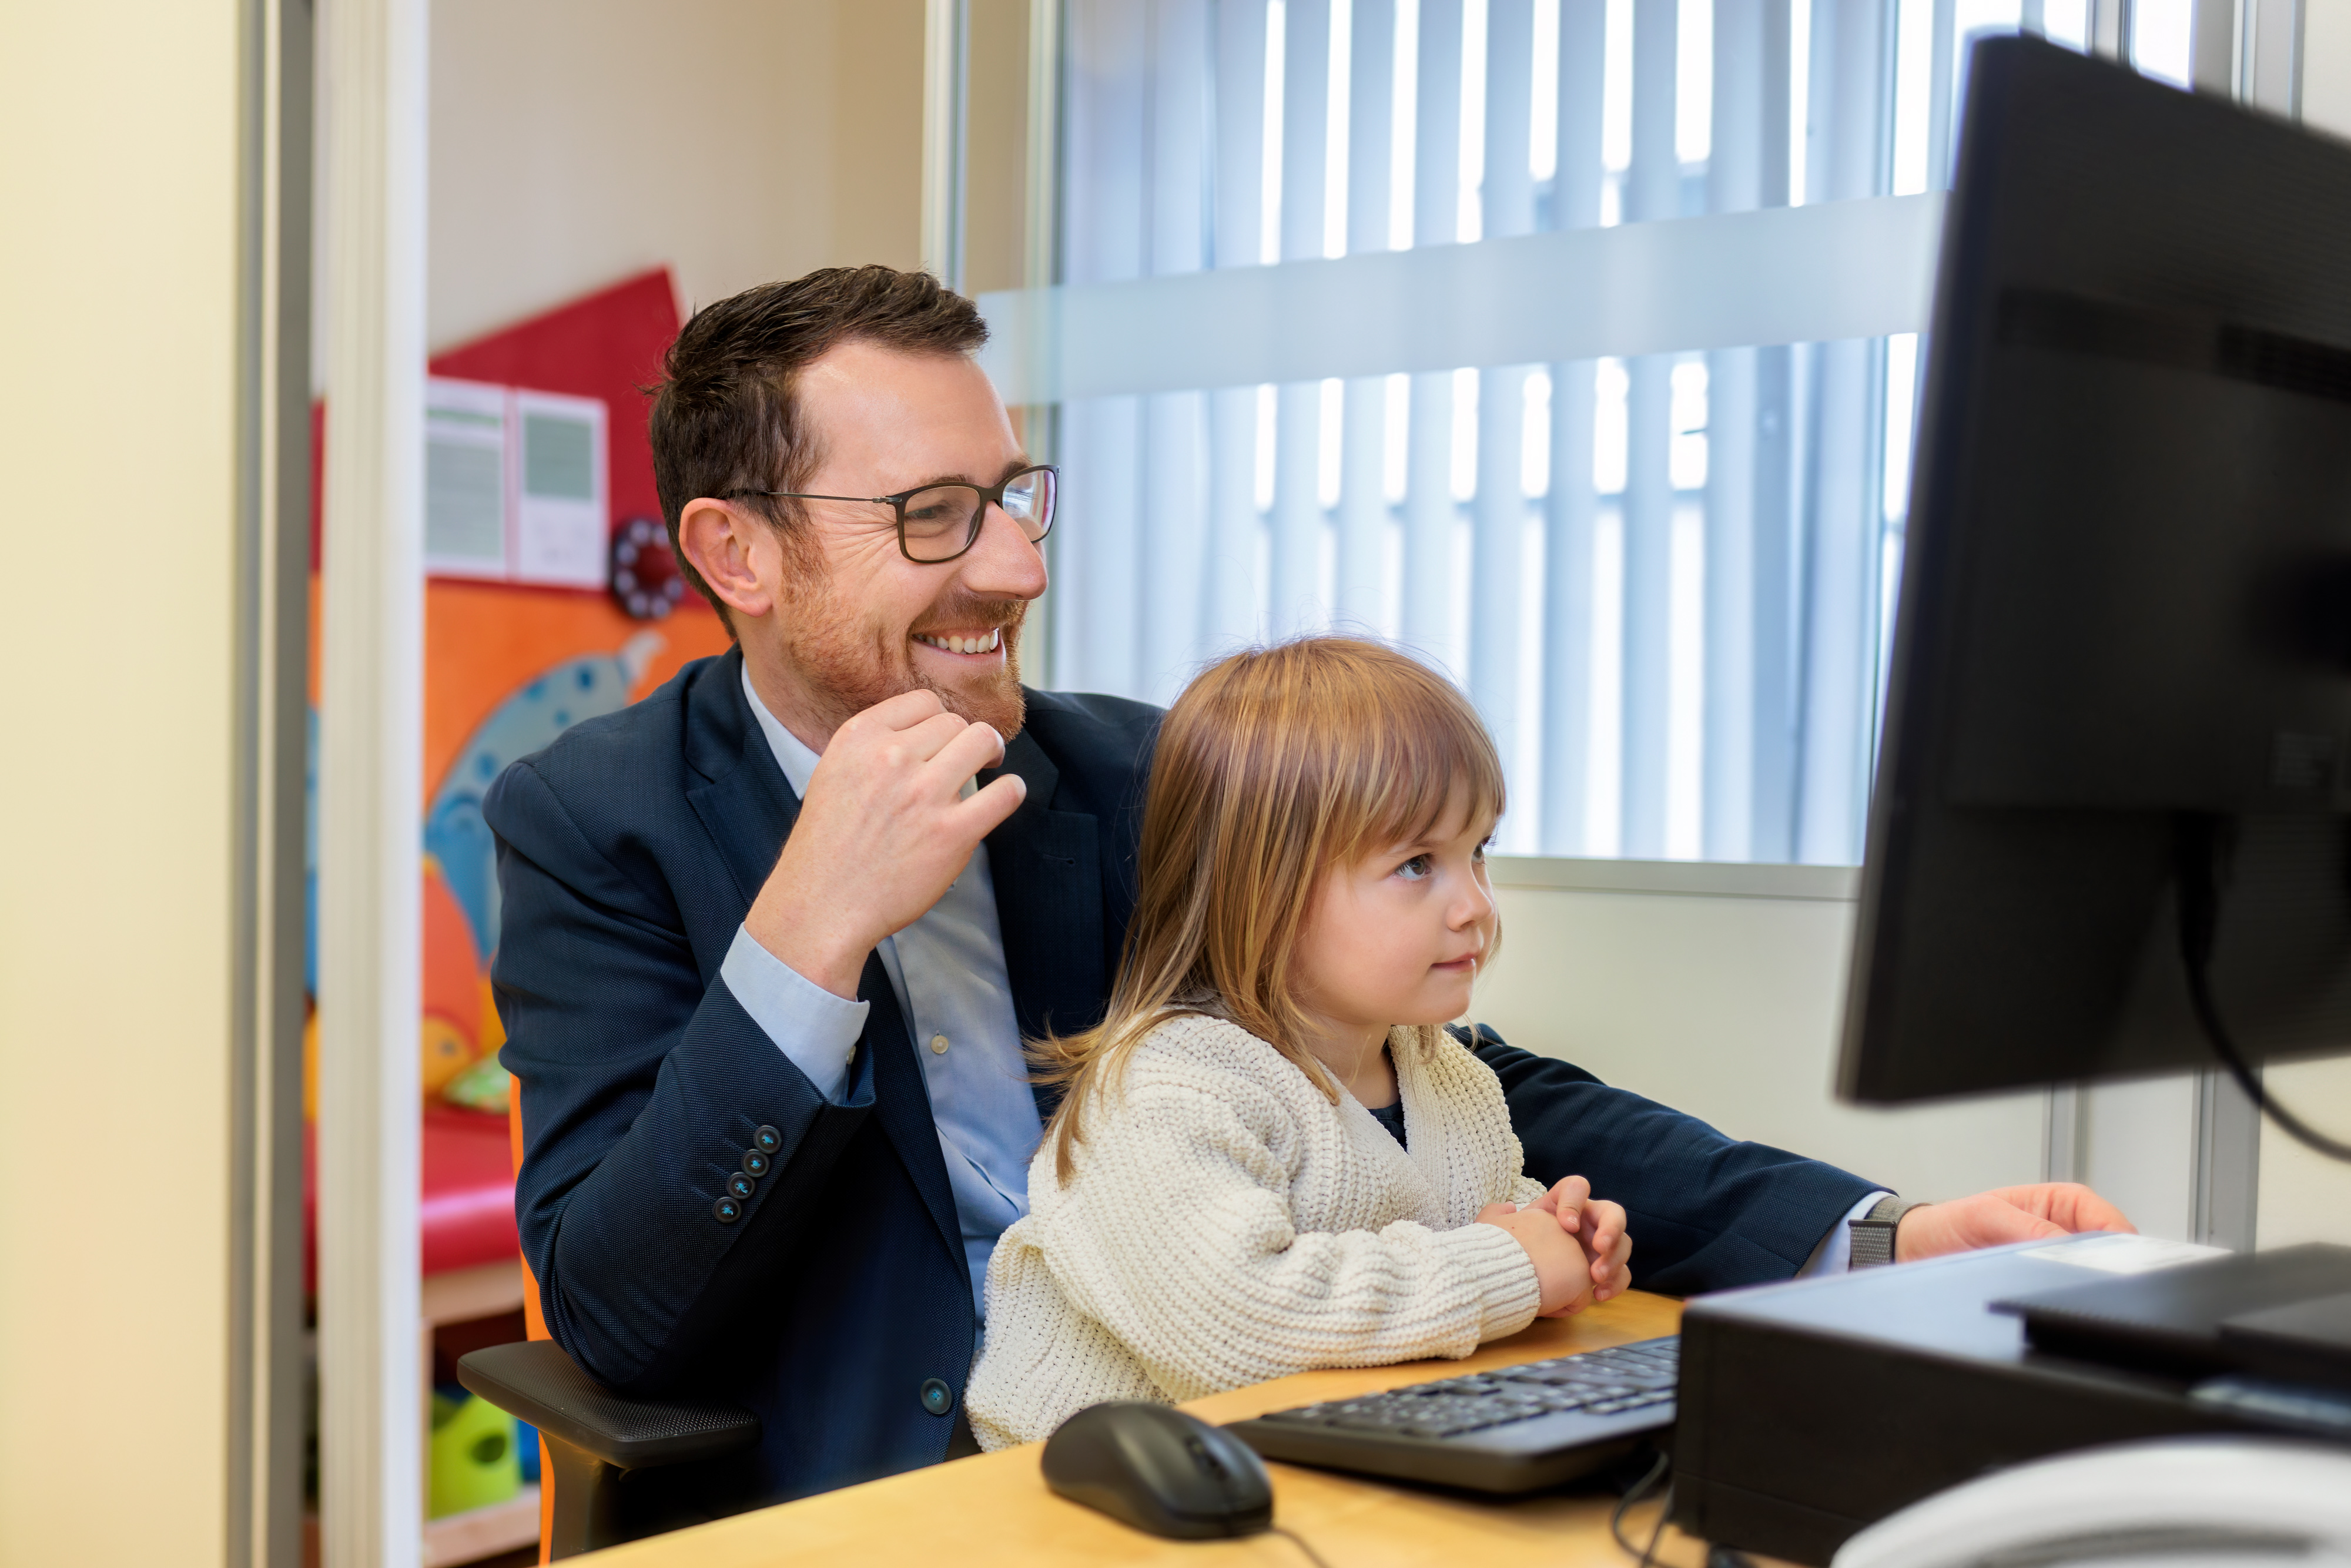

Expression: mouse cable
xmin=2176 ymin=817 xmax=2351 ymax=1165
xmin=1270 ymin=1523 xmax=1335 ymax=1568
xmin=1609 ymin=1452 xmax=1672 ymax=1562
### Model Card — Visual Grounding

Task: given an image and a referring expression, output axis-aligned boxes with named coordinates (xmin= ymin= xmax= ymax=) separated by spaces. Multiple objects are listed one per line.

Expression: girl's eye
xmin=1395 ymin=854 xmax=1432 ymax=881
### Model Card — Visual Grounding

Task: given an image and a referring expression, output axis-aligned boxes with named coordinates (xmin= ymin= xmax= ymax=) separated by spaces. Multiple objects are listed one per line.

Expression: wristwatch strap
xmin=1847 ymin=1195 xmax=1928 ymax=1269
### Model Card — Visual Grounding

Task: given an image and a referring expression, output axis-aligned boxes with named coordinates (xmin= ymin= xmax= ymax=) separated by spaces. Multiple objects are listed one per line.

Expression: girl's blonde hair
xmin=1034 ymin=635 xmax=1506 ymax=1180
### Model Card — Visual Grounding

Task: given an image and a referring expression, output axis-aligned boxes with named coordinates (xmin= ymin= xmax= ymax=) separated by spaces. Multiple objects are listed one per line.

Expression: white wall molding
xmin=1489 ymin=853 xmax=1860 ymax=903
xmin=921 ymin=0 xmax=964 ymax=285
xmin=319 ymin=0 xmax=427 ymax=1562
xmin=230 ymin=1 xmax=313 ymax=1562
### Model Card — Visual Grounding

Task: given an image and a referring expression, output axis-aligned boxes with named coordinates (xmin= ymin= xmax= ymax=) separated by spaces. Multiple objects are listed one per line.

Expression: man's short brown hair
xmin=648 ymin=266 xmax=990 ymax=626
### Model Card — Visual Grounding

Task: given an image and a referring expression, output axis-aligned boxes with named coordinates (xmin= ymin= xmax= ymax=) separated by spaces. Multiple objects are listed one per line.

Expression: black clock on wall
xmin=610 ymin=517 xmax=687 ymax=620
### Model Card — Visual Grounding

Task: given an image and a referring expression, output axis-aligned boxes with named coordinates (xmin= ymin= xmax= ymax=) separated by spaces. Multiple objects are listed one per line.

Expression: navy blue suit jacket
xmin=487 ymin=649 xmax=1874 ymax=1523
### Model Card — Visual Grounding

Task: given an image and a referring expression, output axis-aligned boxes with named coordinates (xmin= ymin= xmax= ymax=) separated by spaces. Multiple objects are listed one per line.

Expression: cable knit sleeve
xmin=1027 ymin=1050 xmax=1541 ymax=1403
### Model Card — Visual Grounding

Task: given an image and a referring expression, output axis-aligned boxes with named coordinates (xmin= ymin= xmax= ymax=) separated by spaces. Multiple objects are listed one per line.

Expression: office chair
xmin=455 ymin=1098 xmax=760 ymax=1560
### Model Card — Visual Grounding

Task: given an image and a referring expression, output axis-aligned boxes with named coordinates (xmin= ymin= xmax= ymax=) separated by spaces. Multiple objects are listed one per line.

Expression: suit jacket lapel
xmin=682 ymin=649 xmax=802 ymax=928
xmin=982 ymin=731 xmax=1106 ymax=1123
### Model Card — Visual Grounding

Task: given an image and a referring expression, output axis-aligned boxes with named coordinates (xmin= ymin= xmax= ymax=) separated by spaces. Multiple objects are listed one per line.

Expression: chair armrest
xmin=457 ymin=1340 xmax=761 ymax=1472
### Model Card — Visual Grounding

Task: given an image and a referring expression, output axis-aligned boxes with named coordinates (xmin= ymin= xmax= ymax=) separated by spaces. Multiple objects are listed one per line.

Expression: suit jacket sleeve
xmin=1463 ymin=1025 xmax=1879 ymax=1295
xmin=490 ymin=758 xmax=877 ymax=1391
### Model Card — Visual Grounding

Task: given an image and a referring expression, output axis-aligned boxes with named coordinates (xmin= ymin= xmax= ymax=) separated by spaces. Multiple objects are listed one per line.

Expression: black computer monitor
xmin=1838 ymin=35 xmax=2351 ymax=1126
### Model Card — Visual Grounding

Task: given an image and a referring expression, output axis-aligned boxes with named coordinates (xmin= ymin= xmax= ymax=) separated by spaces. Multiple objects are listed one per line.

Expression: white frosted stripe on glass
xmin=976 ymin=192 xmax=1943 ymax=403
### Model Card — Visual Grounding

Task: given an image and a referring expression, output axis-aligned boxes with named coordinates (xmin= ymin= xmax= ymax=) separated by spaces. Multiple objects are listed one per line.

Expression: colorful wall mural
xmin=302 ymin=264 xmax=730 ymax=1159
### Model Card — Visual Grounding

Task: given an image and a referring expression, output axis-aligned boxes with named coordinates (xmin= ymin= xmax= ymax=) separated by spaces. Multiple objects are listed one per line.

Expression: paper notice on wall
xmin=421 ymin=380 xmax=608 ymax=589
xmin=424 ymin=378 xmax=510 ymax=579
xmin=513 ymin=390 xmax=608 ymax=589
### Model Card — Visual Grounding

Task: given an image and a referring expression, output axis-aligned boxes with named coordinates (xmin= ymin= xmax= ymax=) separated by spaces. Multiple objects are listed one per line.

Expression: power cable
xmin=2176 ymin=816 xmax=2351 ymax=1165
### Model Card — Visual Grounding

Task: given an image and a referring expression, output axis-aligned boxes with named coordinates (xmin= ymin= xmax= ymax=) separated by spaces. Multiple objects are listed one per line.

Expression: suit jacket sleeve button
xmin=753 ymin=1124 xmax=783 ymax=1156
xmin=713 ymin=1195 xmax=744 ymax=1224
xmin=920 ymin=1378 xmax=954 ymax=1416
xmin=726 ymin=1170 xmax=757 ymax=1201
xmin=741 ymin=1148 xmax=771 ymax=1178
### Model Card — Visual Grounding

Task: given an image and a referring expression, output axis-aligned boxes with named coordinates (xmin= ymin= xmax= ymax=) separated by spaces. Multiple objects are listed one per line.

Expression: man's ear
xmin=677 ymin=498 xmax=781 ymax=622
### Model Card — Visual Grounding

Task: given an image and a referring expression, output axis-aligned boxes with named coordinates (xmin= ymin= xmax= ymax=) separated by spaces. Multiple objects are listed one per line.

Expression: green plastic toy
xmin=428 ymin=1389 xmax=523 ymax=1518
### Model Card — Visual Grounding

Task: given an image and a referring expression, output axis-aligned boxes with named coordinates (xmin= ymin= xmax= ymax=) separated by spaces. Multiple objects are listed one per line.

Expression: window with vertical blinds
xmin=980 ymin=0 xmax=2193 ymax=865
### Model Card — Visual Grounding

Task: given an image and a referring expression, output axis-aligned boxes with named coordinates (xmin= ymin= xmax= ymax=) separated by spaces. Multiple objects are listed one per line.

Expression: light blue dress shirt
xmin=718 ymin=668 xmax=1043 ymax=1326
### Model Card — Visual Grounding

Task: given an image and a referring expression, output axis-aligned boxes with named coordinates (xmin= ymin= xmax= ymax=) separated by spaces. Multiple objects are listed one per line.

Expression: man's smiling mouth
xmin=913 ymin=627 xmax=1003 ymax=655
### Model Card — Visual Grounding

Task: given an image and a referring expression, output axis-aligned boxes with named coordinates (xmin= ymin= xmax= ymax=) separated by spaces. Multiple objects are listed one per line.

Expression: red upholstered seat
xmin=302 ymin=1105 xmax=521 ymax=1291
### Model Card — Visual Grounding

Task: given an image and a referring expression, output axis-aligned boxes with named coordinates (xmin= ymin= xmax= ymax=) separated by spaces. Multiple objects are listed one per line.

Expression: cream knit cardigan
xmin=965 ymin=1014 xmax=1548 ymax=1450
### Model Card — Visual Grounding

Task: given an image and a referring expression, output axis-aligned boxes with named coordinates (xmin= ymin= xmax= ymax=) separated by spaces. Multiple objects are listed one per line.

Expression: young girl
xmin=965 ymin=636 xmax=1632 ymax=1449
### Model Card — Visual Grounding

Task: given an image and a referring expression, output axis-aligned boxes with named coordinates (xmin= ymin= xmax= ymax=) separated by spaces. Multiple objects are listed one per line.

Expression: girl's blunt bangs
xmin=1312 ymin=649 xmax=1508 ymax=872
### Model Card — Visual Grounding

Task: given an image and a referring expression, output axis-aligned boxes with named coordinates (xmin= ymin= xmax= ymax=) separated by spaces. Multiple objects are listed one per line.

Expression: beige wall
xmin=2305 ymin=0 xmax=2351 ymax=140
xmin=1473 ymin=873 xmax=2351 ymax=1250
xmin=428 ymin=0 xmax=925 ymax=355
xmin=1471 ymin=884 xmax=2050 ymax=1208
xmin=0 ymin=3 xmax=244 ymax=1564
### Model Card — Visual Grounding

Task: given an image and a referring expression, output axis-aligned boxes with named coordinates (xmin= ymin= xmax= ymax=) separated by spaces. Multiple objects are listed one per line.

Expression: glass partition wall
xmin=982 ymin=0 xmax=2193 ymax=865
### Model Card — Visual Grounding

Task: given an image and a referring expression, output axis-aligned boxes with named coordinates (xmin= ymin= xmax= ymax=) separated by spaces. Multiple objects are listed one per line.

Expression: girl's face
xmin=1292 ymin=784 xmax=1501 ymax=1044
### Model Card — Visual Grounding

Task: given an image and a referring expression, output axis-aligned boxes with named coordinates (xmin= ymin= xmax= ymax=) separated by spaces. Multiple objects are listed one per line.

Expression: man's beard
xmin=776 ymin=571 xmax=1030 ymax=741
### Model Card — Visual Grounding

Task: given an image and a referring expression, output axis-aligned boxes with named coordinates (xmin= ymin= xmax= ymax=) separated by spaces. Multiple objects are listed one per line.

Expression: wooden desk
xmin=583 ymin=1292 xmax=1748 ymax=1567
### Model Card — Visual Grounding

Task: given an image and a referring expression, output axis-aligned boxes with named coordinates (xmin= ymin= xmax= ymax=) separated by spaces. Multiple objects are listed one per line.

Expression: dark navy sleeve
xmin=1463 ymin=1024 xmax=1880 ymax=1296
xmin=490 ymin=758 xmax=876 ymax=1391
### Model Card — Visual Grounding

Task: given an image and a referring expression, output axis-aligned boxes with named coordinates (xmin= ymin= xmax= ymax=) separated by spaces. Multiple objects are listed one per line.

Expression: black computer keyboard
xmin=1228 ymin=1335 xmax=1679 ymax=1494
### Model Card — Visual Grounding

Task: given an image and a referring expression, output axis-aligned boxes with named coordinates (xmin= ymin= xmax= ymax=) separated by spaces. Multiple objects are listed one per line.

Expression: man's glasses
xmin=724 ymin=464 xmax=1057 ymax=564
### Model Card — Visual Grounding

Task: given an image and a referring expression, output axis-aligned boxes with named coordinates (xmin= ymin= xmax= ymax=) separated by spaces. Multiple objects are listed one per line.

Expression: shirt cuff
xmin=1798 ymin=1190 xmax=1896 ymax=1278
xmin=720 ymin=924 xmax=868 ymax=1104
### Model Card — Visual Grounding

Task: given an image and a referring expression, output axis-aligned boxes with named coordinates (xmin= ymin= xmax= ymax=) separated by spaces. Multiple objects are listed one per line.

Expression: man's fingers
xmin=924 ymin=719 xmax=1010 ymax=786
xmin=1920 ymin=1195 xmax=2067 ymax=1258
xmin=2053 ymin=1184 xmax=2137 ymax=1235
xmin=876 ymin=709 xmax=974 ymax=768
xmin=849 ymin=688 xmax=951 ymax=735
xmin=1986 ymin=1182 xmax=2139 ymax=1238
xmin=950 ymin=772 xmax=1028 ymax=839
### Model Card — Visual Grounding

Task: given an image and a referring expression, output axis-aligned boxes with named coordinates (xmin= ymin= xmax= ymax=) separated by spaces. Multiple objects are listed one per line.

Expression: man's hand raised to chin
xmin=744 ymin=689 xmax=1029 ymax=999
xmin=1894 ymin=1181 xmax=2136 ymax=1263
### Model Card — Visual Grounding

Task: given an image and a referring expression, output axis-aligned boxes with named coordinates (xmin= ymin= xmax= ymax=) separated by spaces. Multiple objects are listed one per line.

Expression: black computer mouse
xmin=1041 ymin=1401 xmax=1275 ymax=1539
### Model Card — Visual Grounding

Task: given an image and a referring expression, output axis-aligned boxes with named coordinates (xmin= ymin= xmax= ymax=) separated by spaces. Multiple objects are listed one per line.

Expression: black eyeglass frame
xmin=722 ymin=463 xmax=1059 ymax=564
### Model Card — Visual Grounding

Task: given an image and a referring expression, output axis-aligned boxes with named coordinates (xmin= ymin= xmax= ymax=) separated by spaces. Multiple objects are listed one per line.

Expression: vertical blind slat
xmin=1269 ymin=1 xmax=1332 ymax=640
xmin=1401 ymin=0 xmax=1465 ymax=674
xmin=1473 ymin=1 xmax=1537 ymax=826
xmin=1703 ymin=0 xmax=1763 ymax=860
xmin=1617 ymin=0 xmax=1680 ymax=858
xmin=1541 ymin=0 xmax=1609 ymax=855
xmin=1791 ymin=0 xmax=1892 ymax=863
xmin=1335 ymin=0 xmax=1401 ymax=634
xmin=1202 ymin=0 xmax=1274 ymax=663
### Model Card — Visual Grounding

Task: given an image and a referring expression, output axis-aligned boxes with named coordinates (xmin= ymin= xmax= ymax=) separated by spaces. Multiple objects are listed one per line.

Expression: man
xmin=488 ymin=266 xmax=2129 ymax=1529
